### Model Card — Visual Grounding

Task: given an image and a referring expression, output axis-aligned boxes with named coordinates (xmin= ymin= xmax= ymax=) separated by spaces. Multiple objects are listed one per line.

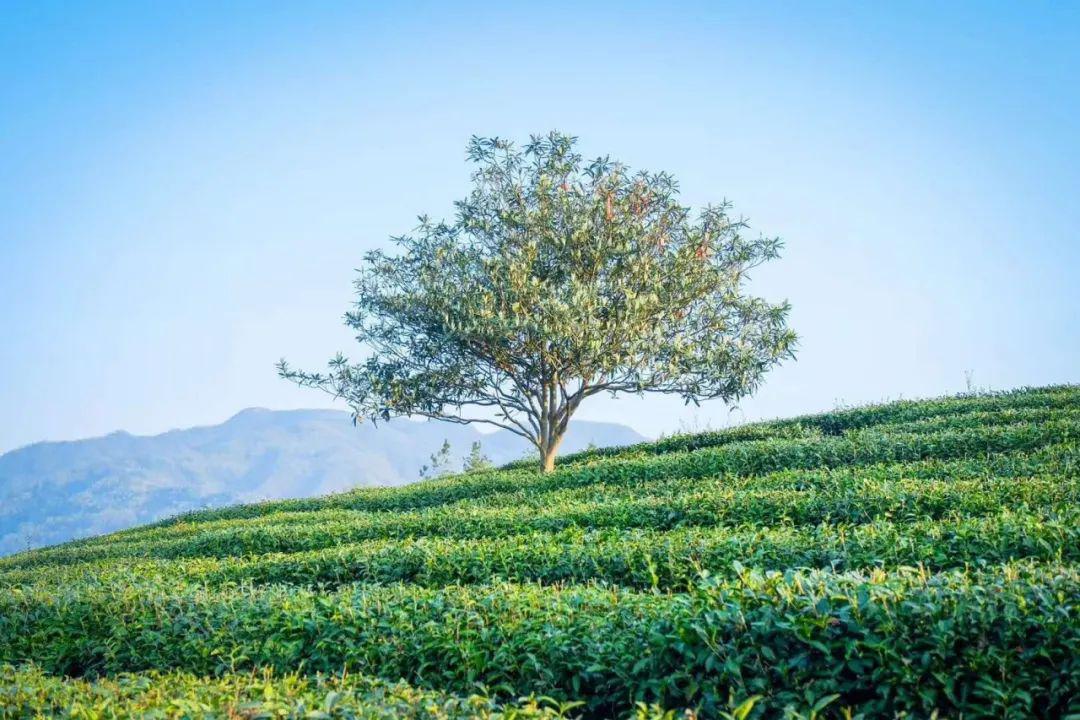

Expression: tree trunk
xmin=540 ymin=433 xmax=564 ymax=473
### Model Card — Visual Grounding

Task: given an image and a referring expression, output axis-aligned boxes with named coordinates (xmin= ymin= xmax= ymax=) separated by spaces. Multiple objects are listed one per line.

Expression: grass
xmin=0 ymin=384 xmax=1077 ymax=718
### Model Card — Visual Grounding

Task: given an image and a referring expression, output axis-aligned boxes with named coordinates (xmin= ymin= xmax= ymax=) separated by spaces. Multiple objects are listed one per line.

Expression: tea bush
xmin=0 ymin=664 xmax=573 ymax=718
xmin=1 ymin=385 xmax=1077 ymax=718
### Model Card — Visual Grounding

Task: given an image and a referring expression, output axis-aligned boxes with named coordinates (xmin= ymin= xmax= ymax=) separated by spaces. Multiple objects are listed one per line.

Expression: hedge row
xmin=77 ymin=417 xmax=1079 ymax=535
xmin=7 ymin=470 xmax=1074 ymax=569
xmin=0 ymin=664 xmax=575 ymax=719
xmin=52 ymin=443 xmax=1073 ymax=557
xmin=2 ymin=564 xmax=1077 ymax=718
xmin=503 ymin=385 xmax=1079 ymax=468
xmin=5 ymin=507 xmax=1077 ymax=593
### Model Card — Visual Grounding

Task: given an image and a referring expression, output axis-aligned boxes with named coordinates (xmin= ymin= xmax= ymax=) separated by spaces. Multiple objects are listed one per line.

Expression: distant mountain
xmin=0 ymin=410 xmax=645 ymax=555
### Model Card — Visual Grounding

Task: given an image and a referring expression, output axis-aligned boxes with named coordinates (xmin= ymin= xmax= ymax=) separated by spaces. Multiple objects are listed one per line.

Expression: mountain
xmin=0 ymin=410 xmax=645 ymax=555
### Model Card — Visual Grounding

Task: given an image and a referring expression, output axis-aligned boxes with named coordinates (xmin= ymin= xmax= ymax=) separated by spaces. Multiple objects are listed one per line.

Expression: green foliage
xmin=464 ymin=440 xmax=494 ymax=473
xmin=419 ymin=439 xmax=454 ymax=479
xmin=2 ymin=565 xmax=1078 ymax=718
xmin=278 ymin=132 xmax=795 ymax=469
xmin=1 ymin=385 xmax=1079 ymax=718
xmin=0 ymin=664 xmax=571 ymax=718
xmin=6 ymin=508 xmax=1079 ymax=593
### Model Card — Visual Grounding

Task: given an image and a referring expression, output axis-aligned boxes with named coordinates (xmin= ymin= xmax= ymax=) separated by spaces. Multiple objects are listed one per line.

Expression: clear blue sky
xmin=1 ymin=1 xmax=1077 ymax=453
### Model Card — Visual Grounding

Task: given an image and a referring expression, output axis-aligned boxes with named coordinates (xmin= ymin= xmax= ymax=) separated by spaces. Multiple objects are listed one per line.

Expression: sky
xmin=1 ymin=1 xmax=1077 ymax=453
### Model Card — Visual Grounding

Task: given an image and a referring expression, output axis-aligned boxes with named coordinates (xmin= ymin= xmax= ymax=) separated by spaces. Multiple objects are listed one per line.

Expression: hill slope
xmin=0 ymin=412 xmax=644 ymax=555
xmin=1 ymin=385 xmax=1078 ymax=718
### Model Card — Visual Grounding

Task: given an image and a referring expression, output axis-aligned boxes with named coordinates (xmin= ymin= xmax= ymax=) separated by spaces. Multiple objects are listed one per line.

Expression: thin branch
xmin=409 ymin=410 xmax=536 ymax=443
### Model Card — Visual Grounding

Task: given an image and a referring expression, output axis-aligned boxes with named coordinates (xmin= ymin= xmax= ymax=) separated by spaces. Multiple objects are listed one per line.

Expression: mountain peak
xmin=229 ymin=407 xmax=272 ymax=420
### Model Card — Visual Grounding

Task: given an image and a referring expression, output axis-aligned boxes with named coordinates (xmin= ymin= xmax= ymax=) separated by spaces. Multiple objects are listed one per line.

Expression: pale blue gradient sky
xmin=1 ymin=1 xmax=1077 ymax=452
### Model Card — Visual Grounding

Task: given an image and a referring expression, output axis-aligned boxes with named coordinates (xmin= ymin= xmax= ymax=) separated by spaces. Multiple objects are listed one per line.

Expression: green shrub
xmin=0 ymin=664 xmax=573 ymax=718
xmin=2 ymin=385 xmax=1077 ymax=719
xmin=1 ymin=565 xmax=1077 ymax=717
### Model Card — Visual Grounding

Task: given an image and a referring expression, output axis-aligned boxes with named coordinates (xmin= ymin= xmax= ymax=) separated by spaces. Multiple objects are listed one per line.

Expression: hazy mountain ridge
xmin=0 ymin=410 xmax=645 ymax=554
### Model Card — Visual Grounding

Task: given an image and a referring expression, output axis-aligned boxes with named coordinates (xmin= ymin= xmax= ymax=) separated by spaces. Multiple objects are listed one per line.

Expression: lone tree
xmin=279 ymin=132 xmax=796 ymax=472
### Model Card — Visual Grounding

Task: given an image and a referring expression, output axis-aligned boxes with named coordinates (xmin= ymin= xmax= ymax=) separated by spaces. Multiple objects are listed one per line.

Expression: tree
xmin=462 ymin=441 xmax=492 ymax=473
xmin=279 ymin=131 xmax=796 ymax=472
xmin=418 ymin=439 xmax=453 ymax=479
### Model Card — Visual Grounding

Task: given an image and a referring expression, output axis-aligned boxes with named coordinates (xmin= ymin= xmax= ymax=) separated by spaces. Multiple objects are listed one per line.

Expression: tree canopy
xmin=279 ymin=131 xmax=796 ymax=471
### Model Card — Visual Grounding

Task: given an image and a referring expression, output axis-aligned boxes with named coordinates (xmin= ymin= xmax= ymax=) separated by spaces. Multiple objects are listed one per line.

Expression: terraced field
xmin=1 ymin=385 xmax=1078 ymax=718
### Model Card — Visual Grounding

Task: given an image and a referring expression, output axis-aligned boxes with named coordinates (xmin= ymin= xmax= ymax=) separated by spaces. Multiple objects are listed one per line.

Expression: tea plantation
xmin=1 ymin=385 xmax=1078 ymax=718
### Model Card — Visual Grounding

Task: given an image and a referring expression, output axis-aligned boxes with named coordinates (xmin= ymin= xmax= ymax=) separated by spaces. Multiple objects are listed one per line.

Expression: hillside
xmin=1 ymin=385 xmax=1078 ymax=717
xmin=0 ymin=412 xmax=644 ymax=555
